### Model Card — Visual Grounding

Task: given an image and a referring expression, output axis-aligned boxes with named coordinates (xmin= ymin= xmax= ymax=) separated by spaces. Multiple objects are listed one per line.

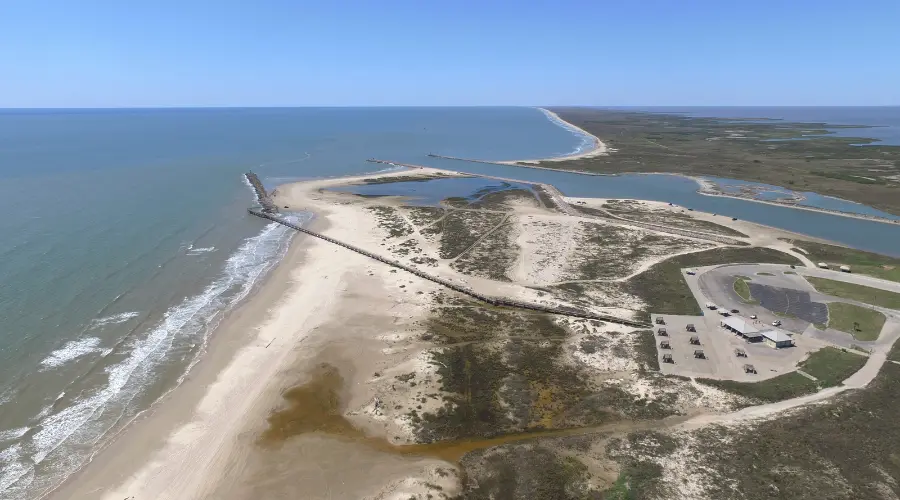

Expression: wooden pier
xmin=247 ymin=208 xmax=650 ymax=329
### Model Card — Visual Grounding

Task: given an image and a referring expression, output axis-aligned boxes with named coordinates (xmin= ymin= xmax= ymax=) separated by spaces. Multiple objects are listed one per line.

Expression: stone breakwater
xmin=247 ymin=208 xmax=650 ymax=329
xmin=245 ymin=172 xmax=278 ymax=213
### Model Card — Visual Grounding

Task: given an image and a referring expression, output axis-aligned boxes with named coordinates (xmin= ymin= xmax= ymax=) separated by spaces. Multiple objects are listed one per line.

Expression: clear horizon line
xmin=1 ymin=104 xmax=899 ymax=111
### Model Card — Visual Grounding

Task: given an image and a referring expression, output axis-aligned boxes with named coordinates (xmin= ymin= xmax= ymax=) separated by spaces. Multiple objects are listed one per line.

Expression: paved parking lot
xmin=651 ymin=311 xmax=821 ymax=381
xmin=747 ymin=282 xmax=828 ymax=325
xmin=696 ymin=263 xmax=900 ymax=349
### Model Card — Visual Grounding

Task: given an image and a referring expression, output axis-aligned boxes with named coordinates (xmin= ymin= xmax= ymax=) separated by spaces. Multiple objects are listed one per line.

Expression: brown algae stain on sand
xmin=259 ymin=363 xmax=681 ymax=464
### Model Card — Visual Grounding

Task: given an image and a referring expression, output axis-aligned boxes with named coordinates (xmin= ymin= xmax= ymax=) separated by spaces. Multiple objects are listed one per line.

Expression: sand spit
xmin=496 ymin=108 xmax=610 ymax=164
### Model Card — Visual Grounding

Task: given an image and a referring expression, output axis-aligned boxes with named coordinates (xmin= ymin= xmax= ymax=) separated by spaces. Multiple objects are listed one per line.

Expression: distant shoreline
xmin=428 ymin=107 xmax=900 ymax=227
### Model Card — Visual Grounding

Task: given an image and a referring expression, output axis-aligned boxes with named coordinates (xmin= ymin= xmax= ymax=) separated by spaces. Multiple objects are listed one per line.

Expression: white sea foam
xmin=0 ymin=216 xmax=309 ymax=496
xmin=0 ymin=427 xmax=29 ymax=442
xmin=90 ymin=311 xmax=140 ymax=328
xmin=39 ymin=338 xmax=107 ymax=369
xmin=369 ymin=164 xmax=409 ymax=174
xmin=0 ymin=443 xmax=30 ymax=492
xmin=186 ymin=246 xmax=216 ymax=255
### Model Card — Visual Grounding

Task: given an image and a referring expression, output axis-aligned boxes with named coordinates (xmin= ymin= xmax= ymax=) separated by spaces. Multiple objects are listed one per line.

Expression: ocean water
xmin=0 ymin=106 xmax=899 ymax=498
xmin=0 ymin=107 xmax=586 ymax=498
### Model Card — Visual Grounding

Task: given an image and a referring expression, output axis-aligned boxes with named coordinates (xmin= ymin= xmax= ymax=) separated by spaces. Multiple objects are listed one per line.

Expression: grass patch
xmin=450 ymin=222 xmax=517 ymax=281
xmin=684 ymin=363 xmax=900 ymax=499
xmin=699 ymin=347 xmax=867 ymax=402
xmin=419 ymin=305 xmax=621 ymax=442
xmin=784 ymin=270 xmax=797 ymax=275
xmin=632 ymin=330 xmax=660 ymax=371
xmin=696 ymin=372 xmax=818 ymax=404
xmin=756 ymin=271 xmax=775 ymax=276
xmin=601 ymin=460 xmax=663 ymax=500
xmin=799 ymin=347 xmax=868 ymax=387
xmin=625 ymin=247 xmax=801 ymax=315
xmin=422 ymin=210 xmax=506 ymax=259
xmin=826 ymin=302 xmax=886 ymax=341
xmin=733 ymin=277 xmax=753 ymax=302
xmin=460 ymin=444 xmax=597 ymax=499
xmin=806 ymin=276 xmax=900 ymax=309
xmin=568 ymin=221 xmax=709 ymax=281
xmin=366 ymin=206 xmax=414 ymax=238
xmin=787 ymin=239 xmax=900 ymax=282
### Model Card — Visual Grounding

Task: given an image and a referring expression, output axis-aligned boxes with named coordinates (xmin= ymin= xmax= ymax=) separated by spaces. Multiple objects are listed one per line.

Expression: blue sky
xmin=1 ymin=0 xmax=898 ymax=107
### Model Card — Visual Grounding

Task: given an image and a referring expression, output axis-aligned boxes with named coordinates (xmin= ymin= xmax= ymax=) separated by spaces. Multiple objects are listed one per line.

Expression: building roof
xmin=721 ymin=316 xmax=758 ymax=335
xmin=761 ymin=329 xmax=792 ymax=343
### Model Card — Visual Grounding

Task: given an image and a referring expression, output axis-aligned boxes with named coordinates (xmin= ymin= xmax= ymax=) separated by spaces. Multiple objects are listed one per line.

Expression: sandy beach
xmin=48 ymin=168 xmax=462 ymax=500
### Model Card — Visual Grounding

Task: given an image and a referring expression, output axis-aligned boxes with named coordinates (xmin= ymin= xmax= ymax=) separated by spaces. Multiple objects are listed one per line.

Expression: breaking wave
xmin=90 ymin=311 xmax=141 ymax=328
xmin=39 ymin=338 xmax=110 ymax=369
xmin=0 ymin=213 xmax=311 ymax=498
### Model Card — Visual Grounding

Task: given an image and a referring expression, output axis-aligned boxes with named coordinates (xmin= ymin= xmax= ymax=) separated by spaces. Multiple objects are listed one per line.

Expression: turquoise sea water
xmin=0 ymin=106 xmax=899 ymax=498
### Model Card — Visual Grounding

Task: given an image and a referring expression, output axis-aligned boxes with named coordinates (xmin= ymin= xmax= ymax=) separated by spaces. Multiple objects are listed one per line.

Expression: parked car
xmin=730 ymin=308 xmax=739 ymax=313
xmin=686 ymin=269 xmax=696 ymax=275
xmin=772 ymin=320 xmax=782 ymax=326
xmin=750 ymin=314 xmax=757 ymax=319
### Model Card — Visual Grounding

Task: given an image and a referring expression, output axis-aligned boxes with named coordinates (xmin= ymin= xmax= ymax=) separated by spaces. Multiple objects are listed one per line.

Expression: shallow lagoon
xmin=419 ymin=156 xmax=900 ymax=257
xmin=331 ymin=176 xmax=537 ymax=207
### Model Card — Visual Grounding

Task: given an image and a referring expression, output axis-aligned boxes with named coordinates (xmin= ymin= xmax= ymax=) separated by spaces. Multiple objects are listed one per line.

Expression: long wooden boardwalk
xmin=247 ymin=209 xmax=650 ymax=328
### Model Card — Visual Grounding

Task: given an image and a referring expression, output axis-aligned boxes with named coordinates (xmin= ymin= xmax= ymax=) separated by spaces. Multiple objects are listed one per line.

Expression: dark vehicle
xmin=730 ymin=308 xmax=739 ymax=314
xmin=790 ymin=265 xmax=796 ymax=269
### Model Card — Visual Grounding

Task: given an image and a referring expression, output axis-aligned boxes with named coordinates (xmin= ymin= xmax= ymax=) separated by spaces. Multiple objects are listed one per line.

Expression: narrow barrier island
xmin=247 ymin=208 xmax=649 ymax=328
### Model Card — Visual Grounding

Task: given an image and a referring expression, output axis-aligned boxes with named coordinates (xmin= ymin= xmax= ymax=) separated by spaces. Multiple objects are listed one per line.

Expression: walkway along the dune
xmin=247 ymin=208 xmax=650 ymax=329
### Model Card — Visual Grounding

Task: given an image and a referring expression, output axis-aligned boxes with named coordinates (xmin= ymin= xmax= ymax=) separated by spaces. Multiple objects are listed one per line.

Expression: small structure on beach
xmin=662 ymin=353 xmax=674 ymax=363
xmin=660 ymin=340 xmax=671 ymax=349
xmin=686 ymin=323 xmax=696 ymax=332
xmin=656 ymin=316 xmax=666 ymax=325
xmin=693 ymin=349 xmax=706 ymax=359
xmin=689 ymin=335 xmax=700 ymax=345
xmin=744 ymin=363 xmax=756 ymax=374
xmin=657 ymin=327 xmax=668 ymax=336
xmin=734 ymin=347 xmax=747 ymax=357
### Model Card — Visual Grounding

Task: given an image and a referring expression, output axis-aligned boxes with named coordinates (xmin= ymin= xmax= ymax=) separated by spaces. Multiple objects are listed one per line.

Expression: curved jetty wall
xmin=248 ymin=208 xmax=650 ymax=328
xmin=245 ymin=172 xmax=278 ymax=213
